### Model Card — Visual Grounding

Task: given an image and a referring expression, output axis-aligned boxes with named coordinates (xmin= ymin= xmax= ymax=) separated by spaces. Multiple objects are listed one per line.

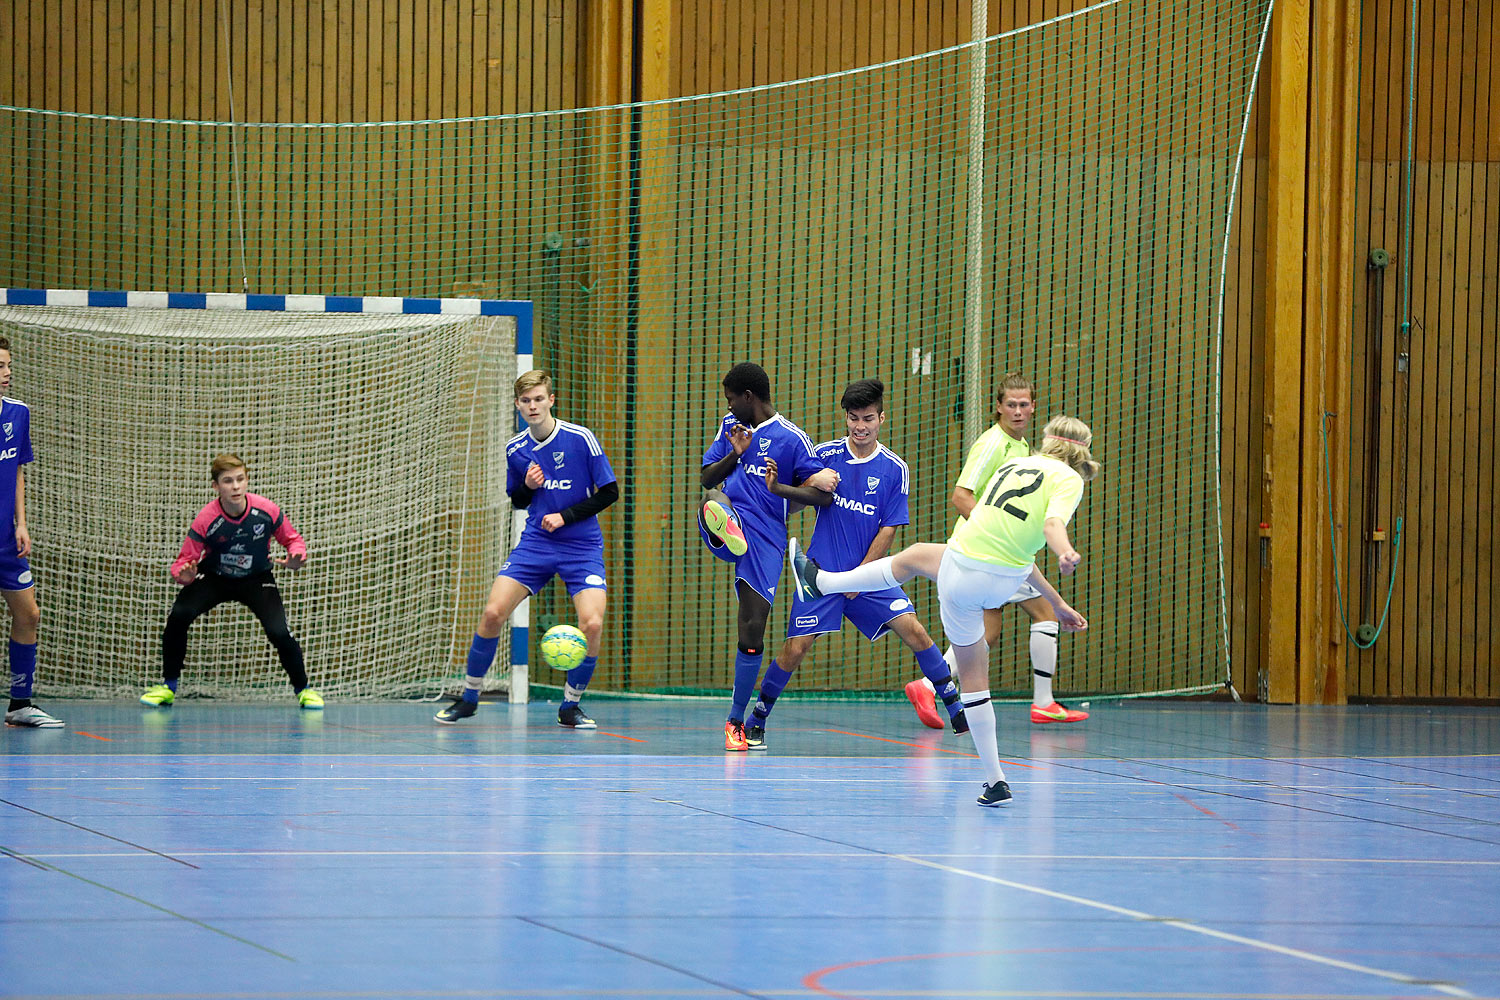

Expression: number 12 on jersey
xmin=980 ymin=461 xmax=1043 ymax=520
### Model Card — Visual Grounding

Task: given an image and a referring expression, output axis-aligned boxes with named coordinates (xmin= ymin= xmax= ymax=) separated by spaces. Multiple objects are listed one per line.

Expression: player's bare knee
xmin=478 ymin=604 xmax=507 ymax=635
xmin=1026 ymin=599 xmax=1058 ymax=623
xmin=738 ymin=616 xmax=768 ymax=649
xmin=15 ymin=604 xmax=40 ymax=633
xmin=895 ymin=616 xmax=932 ymax=650
xmin=578 ymin=615 xmax=604 ymax=641
xmin=982 ymin=609 xmax=1005 ymax=646
xmin=778 ymin=634 xmax=816 ymax=671
xmin=737 ymin=600 xmax=770 ymax=647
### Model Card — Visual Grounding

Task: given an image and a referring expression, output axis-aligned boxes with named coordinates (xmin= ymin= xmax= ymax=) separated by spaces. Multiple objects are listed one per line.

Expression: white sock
xmin=961 ymin=690 xmax=1005 ymax=785
xmin=816 ymin=556 xmax=898 ymax=594
xmin=1031 ymin=621 xmax=1060 ymax=706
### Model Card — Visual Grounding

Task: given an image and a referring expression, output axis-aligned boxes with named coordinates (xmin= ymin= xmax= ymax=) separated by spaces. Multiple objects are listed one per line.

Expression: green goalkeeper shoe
xmin=298 ymin=688 xmax=325 ymax=710
xmin=139 ymin=684 xmax=175 ymax=707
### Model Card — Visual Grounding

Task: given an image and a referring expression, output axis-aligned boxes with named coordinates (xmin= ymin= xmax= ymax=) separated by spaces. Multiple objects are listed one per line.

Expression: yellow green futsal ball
xmin=540 ymin=624 xmax=588 ymax=670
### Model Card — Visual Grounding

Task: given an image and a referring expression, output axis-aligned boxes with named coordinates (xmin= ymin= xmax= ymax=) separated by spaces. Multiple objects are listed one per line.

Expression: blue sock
xmin=8 ymin=640 xmax=36 ymax=700
xmin=750 ymin=660 xmax=794 ymax=726
xmin=562 ymin=656 xmax=598 ymax=709
xmin=729 ymin=648 xmax=762 ymax=723
xmin=166 ymin=678 xmax=179 ymax=693
xmin=463 ymin=634 xmax=499 ymax=705
xmin=915 ymin=644 xmax=964 ymax=722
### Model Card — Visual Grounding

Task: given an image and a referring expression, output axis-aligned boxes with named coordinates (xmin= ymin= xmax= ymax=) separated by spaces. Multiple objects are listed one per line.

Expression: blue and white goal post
xmin=0 ymin=288 xmax=534 ymax=704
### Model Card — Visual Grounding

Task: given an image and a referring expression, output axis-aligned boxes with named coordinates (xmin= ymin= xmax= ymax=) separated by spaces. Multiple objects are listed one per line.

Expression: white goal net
xmin=0 ymin=298 xmax=515 ymax=701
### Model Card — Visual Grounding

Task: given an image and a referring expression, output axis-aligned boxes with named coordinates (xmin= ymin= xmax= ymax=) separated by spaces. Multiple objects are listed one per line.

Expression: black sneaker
xmin=787 ymin=537 xmax=823 ymax=599
xmin=977 ymin=780 xmax=1013 ymax=807
xmin=434 ymin=699 xmax=477 ymax=724
xmin=950 ymin=708 xmax=970 ymax=735
xmin=558 ymin=704 xmax=597 ymax=729
xmin=744 ymin=724 xmax=767 ymax=750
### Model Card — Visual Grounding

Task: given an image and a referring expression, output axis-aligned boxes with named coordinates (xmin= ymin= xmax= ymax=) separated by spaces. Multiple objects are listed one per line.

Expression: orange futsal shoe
xmin=904 ymin=679 xmax=945 ymax=730
xmin=724 ymin=719 xmax=749 ymax=751
xmin=1031 ymin=701 xmax=1089 ymax=724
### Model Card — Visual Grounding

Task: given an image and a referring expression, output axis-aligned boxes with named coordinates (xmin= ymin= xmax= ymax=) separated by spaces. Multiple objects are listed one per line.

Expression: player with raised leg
xmin=436 ymin=370 xmax=617 ymax=728
xmin=903 ymin=374 xmax=1088 ymax=728
xmin=745 ymin=379 xmax=966 ymax=749
xmin=0 ymin=339 xmax=62 ymax=728
xmin=699 ymin=362 xmax=836 ymax=751
xmin=143 ymin=454 xmax=321 ymax=710
xmin=791 ymin=416 xmax=1099 ymax=806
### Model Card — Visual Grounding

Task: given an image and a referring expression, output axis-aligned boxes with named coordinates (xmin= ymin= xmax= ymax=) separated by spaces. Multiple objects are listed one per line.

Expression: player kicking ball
xmin=436 ymin=370 xmax=617 ymax=728
xmin=791 ymin=416 xmax=1098 ymax=806
xmin=0 ymin=338 xmax=63 ymax=728
xmin=699 ymin=362 xmax=837 ymax=751
xmin=904 ymin=373 xmax=1089 ymax=728
xmin=142 ymin=454 xmax=321 ymax=710
xmin=744 ymin=379 xmax=967 ymax=749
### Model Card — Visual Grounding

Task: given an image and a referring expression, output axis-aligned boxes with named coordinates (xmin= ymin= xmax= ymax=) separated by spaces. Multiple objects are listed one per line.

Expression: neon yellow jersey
xmin=951 ymin=425 xmax=1029 ymax=535
xmin=948 ymin=454 xmax=1084 ymax=569
xmin=956 ymin=425 xmax=1030 ymax=493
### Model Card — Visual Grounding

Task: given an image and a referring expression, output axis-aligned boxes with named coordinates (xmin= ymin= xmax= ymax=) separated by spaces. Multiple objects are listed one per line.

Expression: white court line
xmin=15 ymin=849 xmax=1500 ymax=866
xmin=5 ymin=779 xmax=1494 ymax=791
xmin=6 ymin=773 xmax=1497 ymax=790
xmin=890 ymin=854 xmax=1475 ymax=999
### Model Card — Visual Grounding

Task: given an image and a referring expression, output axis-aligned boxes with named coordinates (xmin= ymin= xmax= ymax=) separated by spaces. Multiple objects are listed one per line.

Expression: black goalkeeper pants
xmin=161 ymin=571 xmax=307 ymax=691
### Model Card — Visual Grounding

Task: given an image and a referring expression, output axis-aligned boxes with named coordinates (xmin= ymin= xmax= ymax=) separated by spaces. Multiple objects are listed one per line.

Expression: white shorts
xmin=937 ymin=550 xmax=1033 ymax=646
xmin=1005 ymin=580 xmax=1042 ymax=604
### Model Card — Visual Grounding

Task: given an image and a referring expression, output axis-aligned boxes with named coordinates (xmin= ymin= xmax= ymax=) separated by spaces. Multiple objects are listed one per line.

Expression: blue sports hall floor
xmin=2 ymin=699 xmax=1497 ymax=1000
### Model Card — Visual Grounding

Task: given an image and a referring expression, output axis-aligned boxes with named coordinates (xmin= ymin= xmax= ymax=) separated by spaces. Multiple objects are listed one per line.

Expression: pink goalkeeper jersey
xmin=171 ymin=494 xmax=307 ymax=580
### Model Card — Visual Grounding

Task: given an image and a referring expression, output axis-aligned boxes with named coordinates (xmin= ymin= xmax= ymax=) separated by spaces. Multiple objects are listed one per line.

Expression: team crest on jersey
xmin=253 ymin=523 xmax=266 ymax=537
xmin=758 ymin=437 xmax=771 ymax=453
xmin=553 ymin=451 xmax=565 ymax=466
xmin=866 ymin=477 xmax=880 ymax=493
xmin=2 ymin=423 xmax=11 ymax=440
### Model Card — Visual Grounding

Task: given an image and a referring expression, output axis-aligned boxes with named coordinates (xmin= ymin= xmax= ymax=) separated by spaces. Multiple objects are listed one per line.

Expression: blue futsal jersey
xmin=805 ymin=439 xmax=910 ymax=571
xmin=701 ymin=412 xmax=824 ymax=529
xmin=505 ymin=419 xmax=616 ymax=547
xmin=0 ymin=398 xmax=34 ymax=545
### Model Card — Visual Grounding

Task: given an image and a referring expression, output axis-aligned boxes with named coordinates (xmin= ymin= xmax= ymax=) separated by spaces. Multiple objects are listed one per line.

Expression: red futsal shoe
xmin=724 ymin=719 xmax=749 ymax=751
xmin=904 ymin=679 xmax=945 ymax=730
xmin=1030 ymin=701 xmax=1089 ymax=724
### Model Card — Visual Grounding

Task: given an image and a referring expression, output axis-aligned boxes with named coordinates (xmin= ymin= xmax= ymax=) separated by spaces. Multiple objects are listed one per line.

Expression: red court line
xmin=1172 ymin=791 xmax=1244 ymax=832
xmin=73 ymin=730 xmax=112 ymax=742
xmin=595 ymin=730 xmax=646 ymax=743
xmin=825 ymin=728 xmax=1001 ymax=762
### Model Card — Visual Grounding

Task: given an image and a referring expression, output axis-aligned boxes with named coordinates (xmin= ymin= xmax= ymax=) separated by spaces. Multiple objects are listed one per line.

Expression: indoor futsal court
xmin=2 ymin=0 xmax=1497 ymax=998
xmin=4 ymin=700 xmax=1499 ymax=999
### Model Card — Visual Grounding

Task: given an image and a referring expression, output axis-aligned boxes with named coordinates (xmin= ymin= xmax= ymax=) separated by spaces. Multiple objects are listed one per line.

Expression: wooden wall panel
xmin=1343 ymin=0 xmax=1498 ymax=701
xmin=0 ymin=0 xmax=582 ymax=296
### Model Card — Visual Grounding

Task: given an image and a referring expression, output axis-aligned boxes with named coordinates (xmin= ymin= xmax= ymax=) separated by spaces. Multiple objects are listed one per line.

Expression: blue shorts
xmin=698 ymin=504 xmax=784 ymax=605
xmin=0 ymin=548 xmax=33 ymax=591
xmin=498 ymin=532 xmax=607 ymax=597
xmin=787 ymin=585 xmax=915 ymax=642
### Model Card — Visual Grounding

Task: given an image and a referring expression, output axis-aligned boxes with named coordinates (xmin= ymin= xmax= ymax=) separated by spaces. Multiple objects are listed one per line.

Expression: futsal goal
xmin=0 ymin=289 xmax=528 ymax=702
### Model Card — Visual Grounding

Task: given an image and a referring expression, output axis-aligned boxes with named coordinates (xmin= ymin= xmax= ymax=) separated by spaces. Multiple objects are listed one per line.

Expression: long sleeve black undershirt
xmin=508 ymin=483 xmax=536 ymax=509
xmin=560 ymin=481 xmax=619 ymax=525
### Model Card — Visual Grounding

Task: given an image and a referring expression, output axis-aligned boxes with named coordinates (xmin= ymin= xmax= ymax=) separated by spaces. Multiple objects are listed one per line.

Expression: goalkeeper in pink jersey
xmin=140 ymin=454 xmax=322 ymax=710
